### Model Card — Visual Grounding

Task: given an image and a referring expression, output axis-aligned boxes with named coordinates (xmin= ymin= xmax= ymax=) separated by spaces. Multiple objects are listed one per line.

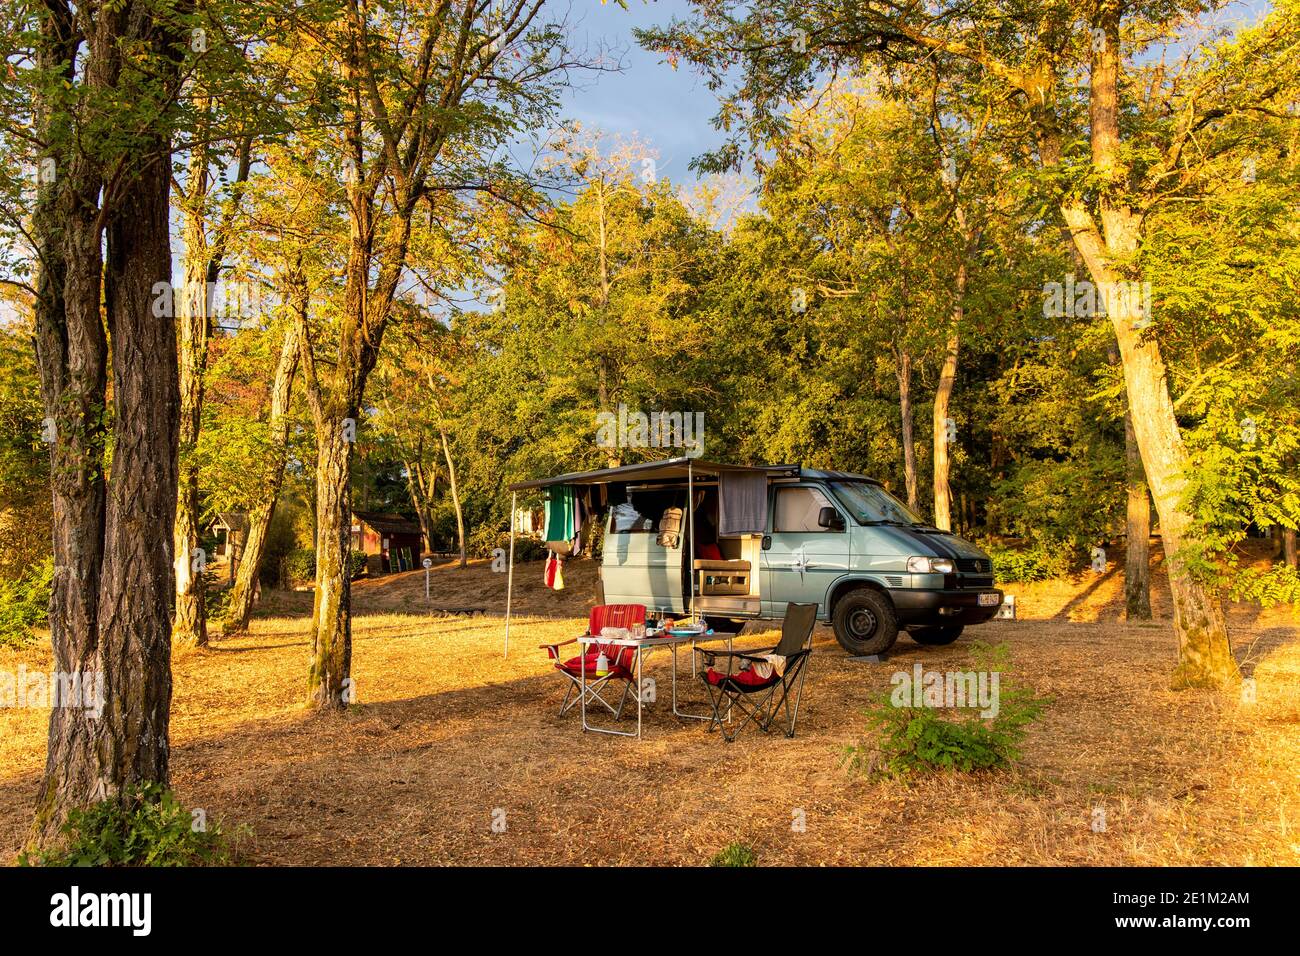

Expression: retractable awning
xmin=506 ymin=458 xmax=799 ymax=492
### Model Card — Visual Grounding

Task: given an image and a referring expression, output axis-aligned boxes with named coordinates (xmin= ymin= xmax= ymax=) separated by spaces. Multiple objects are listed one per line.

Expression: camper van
xmin=509 ymin=458 xmax=1003 ymax=656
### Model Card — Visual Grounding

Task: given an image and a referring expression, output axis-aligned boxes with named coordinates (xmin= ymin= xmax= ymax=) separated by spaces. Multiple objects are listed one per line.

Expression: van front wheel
xmin=831 ymin=589 xmax=899 ymax=656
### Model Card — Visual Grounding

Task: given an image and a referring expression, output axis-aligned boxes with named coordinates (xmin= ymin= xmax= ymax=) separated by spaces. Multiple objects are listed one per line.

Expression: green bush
xmin=842 ymin=643 xmax=1048 ymax=779
xmin=280 ymin=548 xmax=366 ymax=586
xmin=709 ymin=842 xmax=757 ymax=867
xmin=20 ymin=784 xmax=243 ymax=867
xmin=984 ymin=543 xmax=1075 ymax=583
xmin=203 ymin=569 xmax=232 ymax=621
xmin=0 ymin=556 xmax=53 ymax=649
xmin=467 ymin=525 xmax=547 ymax=563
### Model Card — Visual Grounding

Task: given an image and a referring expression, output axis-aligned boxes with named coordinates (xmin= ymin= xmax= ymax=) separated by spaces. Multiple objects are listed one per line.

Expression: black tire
xmin=704 ymin=616 xmax=747 ymax=635
xmin=908 ymin=623 xmax=965 ymax=646
xmin=831 ymin=588 xmax=898 ymax=656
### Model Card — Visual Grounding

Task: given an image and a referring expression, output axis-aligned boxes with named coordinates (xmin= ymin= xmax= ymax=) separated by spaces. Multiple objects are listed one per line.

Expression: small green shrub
xmin=280 ymin=548 xmax=367 ymax=586
xmin=467 ymin=526 xmax=546 ymax=563
xmin=984 ymin=543 xmax=1074 ymax=583
xmin=0 ymin=556 xmax=53 ymax=649
xmin=203 ymin=570 xmax=232 ymax=621
xmin=709 ymin=842 xmax=757 ymax=867
xmin=20 ymin=784 xmax=244 ymax=867
xmin=842 ymin=643 xmax=1049 ymax=779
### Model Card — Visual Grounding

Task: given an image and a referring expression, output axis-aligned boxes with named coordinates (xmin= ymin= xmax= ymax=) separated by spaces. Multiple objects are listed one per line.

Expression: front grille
xmin=960 ymin=575 xmax=995 ymax=589
xmin=956 ymin=558 xmax=991 ymax=574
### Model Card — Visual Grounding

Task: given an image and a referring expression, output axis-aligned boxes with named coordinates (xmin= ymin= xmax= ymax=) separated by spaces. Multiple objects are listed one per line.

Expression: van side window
xmin=774 ymin=486 xmax=838 ymax=533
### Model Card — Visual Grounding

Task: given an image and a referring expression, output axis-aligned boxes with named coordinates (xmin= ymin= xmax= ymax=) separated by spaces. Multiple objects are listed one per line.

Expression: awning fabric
xmin=507 ymin=457 xmax=797 ymax=492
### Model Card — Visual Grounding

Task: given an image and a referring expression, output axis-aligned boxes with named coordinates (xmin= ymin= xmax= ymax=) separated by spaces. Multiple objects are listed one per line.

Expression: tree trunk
xmin=306 ymin=415 xmax=353 ymax=710
xmin=31 ymin=2 xmax=181 ymax=846
xmin=37 ymin=149 xmax=179 ymax=841
xmin=227 ymin=323 xmax=300 ymax=632
xmin=439 ymin=422 xmax=467 ymax=569
xmin=404 ymin=453 xmax=437 ymax=554
xmin=1124 ymin=409 xmax=1153 ymax=620
xmin=895 ymin=347 xmax=919 ymax=511
xmin=931 ymin=318 xmax=960 ymax=530
xmin=32 ymin=98 xmax=109 ymax=849
xmin=172 ymin=249 xmax=210 ymax=646
xmin=1284 ymin=528 xmax=1298 ymax=570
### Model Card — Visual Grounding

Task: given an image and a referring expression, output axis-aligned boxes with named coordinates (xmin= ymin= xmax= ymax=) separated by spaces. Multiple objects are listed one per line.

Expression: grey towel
xmin=719 ymin=470 xmax=768 ymax=536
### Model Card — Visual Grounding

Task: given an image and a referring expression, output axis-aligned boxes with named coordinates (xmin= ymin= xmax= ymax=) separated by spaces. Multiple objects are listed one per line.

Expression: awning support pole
xmin=688 ymin=460 xmax=696 ymax=619
xmin=505 ymin=491 xmax=516 ymax=658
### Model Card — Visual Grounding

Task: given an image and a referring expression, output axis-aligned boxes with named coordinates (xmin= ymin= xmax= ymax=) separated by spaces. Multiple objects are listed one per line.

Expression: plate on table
xmin=667 ymin=626 xmax=711 ymax=637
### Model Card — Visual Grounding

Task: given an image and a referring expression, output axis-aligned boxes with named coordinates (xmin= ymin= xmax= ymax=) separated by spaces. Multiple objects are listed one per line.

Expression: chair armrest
xmin=539 ymin=636 xmax=582 ymax=659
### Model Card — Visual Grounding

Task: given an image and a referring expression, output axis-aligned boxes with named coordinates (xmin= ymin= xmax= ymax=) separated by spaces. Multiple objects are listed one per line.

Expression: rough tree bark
xmin=30 ymin=1 xmax=183 ymax=847
xmin=226 ymin=322 xmax=300 ymax=632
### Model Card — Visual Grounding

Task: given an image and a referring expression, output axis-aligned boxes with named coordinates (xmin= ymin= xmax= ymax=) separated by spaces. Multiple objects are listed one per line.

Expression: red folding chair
xmin=541 ymin=604 xmax=647 ymax=720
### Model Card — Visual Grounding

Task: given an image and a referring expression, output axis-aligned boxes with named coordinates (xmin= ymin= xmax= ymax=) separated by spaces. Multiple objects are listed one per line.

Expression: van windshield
xmin=828 ymin=481 xmax=923 ymax=526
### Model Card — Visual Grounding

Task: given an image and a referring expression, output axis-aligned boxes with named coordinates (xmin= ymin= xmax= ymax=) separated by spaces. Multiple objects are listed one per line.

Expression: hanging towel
xmin=719 ymin=470 xmax=768 ymax=536
xmin=543 ymin=485 xmax=577 ymax=543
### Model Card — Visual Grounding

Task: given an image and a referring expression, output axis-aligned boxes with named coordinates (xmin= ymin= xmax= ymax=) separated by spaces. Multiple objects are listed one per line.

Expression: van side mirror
xmin=818 ymin=507 xmax=845 ymax=531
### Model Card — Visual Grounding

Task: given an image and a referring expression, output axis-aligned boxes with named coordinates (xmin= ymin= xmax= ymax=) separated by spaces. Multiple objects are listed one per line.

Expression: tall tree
xmin=2 ymin=0 xmax=188 ymax=844
xmin=285 ymin=0 xmax=573 ymax=709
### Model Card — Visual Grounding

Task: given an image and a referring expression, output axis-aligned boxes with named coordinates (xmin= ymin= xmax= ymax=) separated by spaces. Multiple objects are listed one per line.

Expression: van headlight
xmin=907 ymin=556 xmax=954 ymax=574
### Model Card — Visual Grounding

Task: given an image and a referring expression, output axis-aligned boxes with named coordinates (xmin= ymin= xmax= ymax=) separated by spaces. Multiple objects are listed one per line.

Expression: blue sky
xmin=555 ymin=0 xmax=727 ymax=186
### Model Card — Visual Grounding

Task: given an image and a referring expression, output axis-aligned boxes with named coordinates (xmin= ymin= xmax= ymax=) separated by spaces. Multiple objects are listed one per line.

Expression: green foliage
xmin=1228 ymin=563 xmax=1300 ymax=608
xmin=984 ymin=543 xmax=1074 ymax=583
xmin=281 ymin=548 xmax=367 ymax=585
xmin=0 ymin=556 xmax=52 ymax=649
xmin=709 ymin=842 xmax=757 ymax=867
xmin=20 ymin=784 xmax=242 ymax=867
xmin=203 ymin=570 xmax=232 ymax=622
xmin=842 ymin=644 xmax=1048 ymax=779
xmin=466 ymin=525 xmax=546 ymax=563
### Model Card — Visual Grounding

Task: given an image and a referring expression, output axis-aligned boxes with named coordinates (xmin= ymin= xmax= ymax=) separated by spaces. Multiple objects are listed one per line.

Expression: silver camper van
xmin=510 ymin=458 xmax=1002 ymax=656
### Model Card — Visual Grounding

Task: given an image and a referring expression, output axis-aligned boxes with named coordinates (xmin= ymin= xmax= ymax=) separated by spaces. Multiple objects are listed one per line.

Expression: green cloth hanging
xmin=543 ymin=485 xmax=577 ymax=543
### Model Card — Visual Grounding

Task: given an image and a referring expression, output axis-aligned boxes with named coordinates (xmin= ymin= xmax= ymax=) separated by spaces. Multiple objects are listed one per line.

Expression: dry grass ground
xmin=1 ymin=548 xmax=1297 ymax=866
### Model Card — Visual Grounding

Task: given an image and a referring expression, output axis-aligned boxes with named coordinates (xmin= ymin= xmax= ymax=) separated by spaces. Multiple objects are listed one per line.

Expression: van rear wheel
xmin=908 ymin=623 xmax=964 ymax=646
xmin=831 ymin=588 xmax=898 ymax=656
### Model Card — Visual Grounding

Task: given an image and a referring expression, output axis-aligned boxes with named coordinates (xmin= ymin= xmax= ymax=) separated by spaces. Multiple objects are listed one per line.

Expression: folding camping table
xmin=577 ymin=630 xmax=732 ymax=738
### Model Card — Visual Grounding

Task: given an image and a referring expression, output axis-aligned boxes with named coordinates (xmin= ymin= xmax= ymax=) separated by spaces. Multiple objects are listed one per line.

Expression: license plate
xmin=978 ymin=592 xmax=1000 ymax=607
